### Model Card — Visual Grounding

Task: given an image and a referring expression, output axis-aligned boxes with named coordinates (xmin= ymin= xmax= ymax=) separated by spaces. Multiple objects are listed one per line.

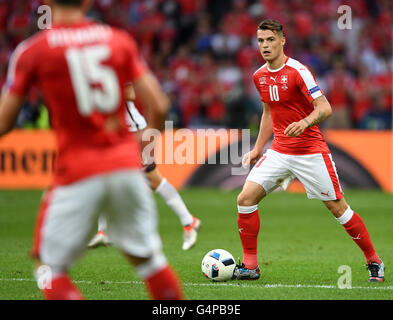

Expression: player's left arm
xmin=0 ymin=91 xmax=25 ymax=137
xmin=305 ymin=95 xmax=332 ymax=127
xmin=284 ymin=95 xmax=332 ymax=137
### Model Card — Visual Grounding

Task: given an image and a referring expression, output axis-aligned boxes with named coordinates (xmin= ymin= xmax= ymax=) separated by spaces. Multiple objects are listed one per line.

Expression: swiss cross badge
xmin=280 ymin=75 xmax=288 ymax=83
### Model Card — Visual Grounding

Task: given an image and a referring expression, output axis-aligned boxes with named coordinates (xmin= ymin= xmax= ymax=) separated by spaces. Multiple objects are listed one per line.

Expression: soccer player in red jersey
xmin=234 ymin=20 xmax=384 ymax=282
xmin=0 ymin=0 xmax=184 ymax=299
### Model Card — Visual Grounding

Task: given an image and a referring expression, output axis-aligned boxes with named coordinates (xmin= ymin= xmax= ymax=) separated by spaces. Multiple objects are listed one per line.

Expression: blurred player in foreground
xmin=234 ymin=19 xmax=384 ymax=282
xmin=0 ymin=0 xmax=184 ymax=299
xmin=88 ymin=84 xmax=201 ymax=251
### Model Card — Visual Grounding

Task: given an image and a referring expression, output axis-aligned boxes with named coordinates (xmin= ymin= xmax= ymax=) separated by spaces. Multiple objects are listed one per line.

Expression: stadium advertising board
xmin=0 ymin=130 xmax=391 ymax=193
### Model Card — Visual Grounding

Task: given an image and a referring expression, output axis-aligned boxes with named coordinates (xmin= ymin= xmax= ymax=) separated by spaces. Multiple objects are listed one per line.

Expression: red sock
xmin=237 ymin=209 xmax=260 ymax=269
xmin=145 ymin=265 xmax=184 ymax=300
xmin=342 ymin=212 xmax=380 ymax=264
xmin=42 ymin=273 xmax=84 ymax=300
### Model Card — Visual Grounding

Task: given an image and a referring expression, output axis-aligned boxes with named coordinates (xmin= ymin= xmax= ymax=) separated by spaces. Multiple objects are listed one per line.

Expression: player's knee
xmin=237 ymin=192 xmax=257 ymax=207
xmin=324 ymin=199 xmax=348 ymax=218
xmin=330 ymin=206 xmax=344 ymax=217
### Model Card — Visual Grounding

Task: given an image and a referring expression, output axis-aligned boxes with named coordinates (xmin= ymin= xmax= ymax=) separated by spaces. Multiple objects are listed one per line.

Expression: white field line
xmin=1 ymin=277 xmax=393 ymax=291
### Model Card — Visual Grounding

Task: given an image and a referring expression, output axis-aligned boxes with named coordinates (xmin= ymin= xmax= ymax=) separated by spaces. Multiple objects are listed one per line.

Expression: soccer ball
xmin=201 ymin=249 xmax=236 ymax=282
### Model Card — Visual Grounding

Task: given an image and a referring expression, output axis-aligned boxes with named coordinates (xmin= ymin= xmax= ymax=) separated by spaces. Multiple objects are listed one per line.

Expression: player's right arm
xmin=0 ymin=91 xmax=25 ymax=136
xmin=242 ymin=102 xmax=273 ymax=168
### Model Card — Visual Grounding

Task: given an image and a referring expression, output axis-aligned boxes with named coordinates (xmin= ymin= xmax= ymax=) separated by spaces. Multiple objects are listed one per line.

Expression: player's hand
xmin=284 ymin=120 xmax=308 ymax=137
xmin=242 ymin=149 xmax=261 ymax=168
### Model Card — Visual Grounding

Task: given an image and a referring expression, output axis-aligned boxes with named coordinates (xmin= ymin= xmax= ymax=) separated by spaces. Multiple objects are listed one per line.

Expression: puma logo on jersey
xmin=270 ymin=76 xmax=277 ymax=82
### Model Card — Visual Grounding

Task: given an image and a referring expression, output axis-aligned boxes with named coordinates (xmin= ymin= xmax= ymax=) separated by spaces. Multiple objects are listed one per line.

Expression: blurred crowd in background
xmin=0 ymin=0 xmax=392 ymax=132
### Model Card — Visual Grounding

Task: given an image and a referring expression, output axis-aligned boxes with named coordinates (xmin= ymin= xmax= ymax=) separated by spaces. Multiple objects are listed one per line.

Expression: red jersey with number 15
xmin=5 ymin=19 xmax=149 ymax=186
xmin=253 ymin=57 xmax=330 ymax=155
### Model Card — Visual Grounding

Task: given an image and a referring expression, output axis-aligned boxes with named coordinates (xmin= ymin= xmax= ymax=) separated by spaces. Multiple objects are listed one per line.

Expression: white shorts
xmin=246 ymin=149 xmax=343 ymax=201
xmin=125 ymin=101 xmax=147 ymax=132
xmin=33 ymin=170 xmax=162 ymax=270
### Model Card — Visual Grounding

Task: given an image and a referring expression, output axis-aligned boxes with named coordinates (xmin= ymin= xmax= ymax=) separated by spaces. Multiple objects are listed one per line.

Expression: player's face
xmin=257 ymin=29 xmax=285 ymax=62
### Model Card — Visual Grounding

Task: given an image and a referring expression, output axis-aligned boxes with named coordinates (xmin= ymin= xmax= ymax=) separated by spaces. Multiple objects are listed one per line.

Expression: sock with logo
xmin=336 ymin=206 xmax=381 ymax=264
xmin=237 ymin=205 xmax=260 ymax=269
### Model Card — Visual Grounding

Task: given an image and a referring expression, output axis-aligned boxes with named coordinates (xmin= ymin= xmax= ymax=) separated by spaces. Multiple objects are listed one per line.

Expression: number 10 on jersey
xmin=269 ymin=85 xmax=280 ymax=101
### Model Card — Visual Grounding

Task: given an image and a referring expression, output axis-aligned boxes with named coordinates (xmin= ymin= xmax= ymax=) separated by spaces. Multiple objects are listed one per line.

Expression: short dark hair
xmin=54 ymin=0 xmax=83 ymax=6
xmin=258 ymin=19 xmax=283 ymax=36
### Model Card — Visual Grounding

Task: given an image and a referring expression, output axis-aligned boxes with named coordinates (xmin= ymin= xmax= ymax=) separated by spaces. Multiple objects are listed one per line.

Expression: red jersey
xmin=5 ymin=19 xmax=149 ymax=186
xmin=253 ymin=57 xmax=329 ymax=155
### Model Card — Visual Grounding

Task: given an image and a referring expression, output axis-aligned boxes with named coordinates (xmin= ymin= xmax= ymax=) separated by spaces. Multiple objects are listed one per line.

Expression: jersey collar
xmin=267 ymin=56 xmax=289 ymax=73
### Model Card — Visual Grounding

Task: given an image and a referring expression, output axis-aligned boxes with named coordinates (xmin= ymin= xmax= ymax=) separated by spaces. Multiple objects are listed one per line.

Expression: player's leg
xmin=324 ymin=198 xmax=384 ymax=282
xmin=32 ymin=190 xmax=82 ymax=300
xmin=87 ymin=215 xmax=111 ymax=248
xmin=32 ymin=176 xmax=106 ymax=299
xmin=290 ymin=153 xmax=383 ymax=282
xmin=34 ymin=259 xmax=84 ymax=300
xmin=234 ymin=149 xmax=293 ymax=279
xmin=124 ymin=252 xmax=184 ymax=300
xmin=147 ymin=164 xmax=195 ymax=226
xmin=146 ymin=165 xmax=200 ymax=250
xmin=105 ymin=170 xmax=184 ymax=299
xmin=235 ymin=180 xmax=266 ymax=278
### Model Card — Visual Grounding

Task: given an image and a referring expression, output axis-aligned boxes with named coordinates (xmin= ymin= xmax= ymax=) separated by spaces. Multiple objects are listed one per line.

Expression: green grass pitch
xmin=0 ymin=188 xmax=392 ymax=300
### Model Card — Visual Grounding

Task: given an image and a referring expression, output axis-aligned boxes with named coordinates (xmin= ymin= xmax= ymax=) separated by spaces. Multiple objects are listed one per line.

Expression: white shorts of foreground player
xmin=36 ymin=170 xmax=162 ymax=270
xmin=246 ymin=149 xmax=343 ymax=201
